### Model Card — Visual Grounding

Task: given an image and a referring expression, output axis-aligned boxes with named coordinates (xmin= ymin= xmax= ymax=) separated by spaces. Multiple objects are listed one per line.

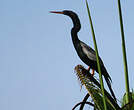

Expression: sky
xmin=0 ymin=0 xmax=134 ymax=110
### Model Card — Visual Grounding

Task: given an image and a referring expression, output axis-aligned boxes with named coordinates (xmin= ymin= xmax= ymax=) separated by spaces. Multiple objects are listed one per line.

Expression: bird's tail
xmin=104 ymin=74 xmax=117 ymax=102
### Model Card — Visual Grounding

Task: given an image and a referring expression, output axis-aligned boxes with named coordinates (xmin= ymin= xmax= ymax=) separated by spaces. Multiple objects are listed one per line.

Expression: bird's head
xmin=50 ymin=10 xmax=81 ymax=32
xmin=50 ymin=10 xmax=77 ymax=19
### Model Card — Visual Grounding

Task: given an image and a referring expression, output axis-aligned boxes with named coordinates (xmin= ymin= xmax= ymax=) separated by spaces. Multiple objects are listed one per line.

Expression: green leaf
xmin=117 ymin=0 xmax=130 ymax=103
xmin=85 ymin=0 xmax=107 ymax=109
xmin=75 ymin=65 xmax=117 ymax=110
xmin=121 ymin=91 xmax=134 ymax=110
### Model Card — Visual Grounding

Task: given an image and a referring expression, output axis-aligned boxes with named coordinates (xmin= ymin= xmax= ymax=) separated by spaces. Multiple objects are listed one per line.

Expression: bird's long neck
xmin=70 ymin=16 xmax=81 ymax=46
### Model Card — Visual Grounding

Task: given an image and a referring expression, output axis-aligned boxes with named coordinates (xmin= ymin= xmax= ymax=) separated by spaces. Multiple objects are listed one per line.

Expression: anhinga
xmin=50 ymin=10 xmax=116 ymax=101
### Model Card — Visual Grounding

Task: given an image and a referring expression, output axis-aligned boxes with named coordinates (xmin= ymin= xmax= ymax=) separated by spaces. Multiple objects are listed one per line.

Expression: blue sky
xmin=1 ymin=0 xmax=134 ymax=110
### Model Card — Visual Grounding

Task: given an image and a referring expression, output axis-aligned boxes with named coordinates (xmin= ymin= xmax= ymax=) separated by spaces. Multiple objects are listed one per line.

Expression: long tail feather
xmin=104 ymin=76 xmax=117 ymax=102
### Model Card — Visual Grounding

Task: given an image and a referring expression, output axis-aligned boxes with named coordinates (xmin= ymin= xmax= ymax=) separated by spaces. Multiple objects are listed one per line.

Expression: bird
xmin=50 ymin=10 xmax=116 ymax=101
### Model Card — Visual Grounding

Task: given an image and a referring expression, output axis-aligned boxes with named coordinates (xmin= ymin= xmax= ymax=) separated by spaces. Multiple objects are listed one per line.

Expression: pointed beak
xmin=50 ymin=11 xmax=64 ymax=14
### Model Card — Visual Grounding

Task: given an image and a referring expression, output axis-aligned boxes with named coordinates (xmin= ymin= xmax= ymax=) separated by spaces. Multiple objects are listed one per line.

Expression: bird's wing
xmin=80 ymin=42 xmax=97 ymax=61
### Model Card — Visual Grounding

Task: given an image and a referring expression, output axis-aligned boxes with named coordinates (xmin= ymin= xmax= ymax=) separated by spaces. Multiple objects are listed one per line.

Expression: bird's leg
xmin=87 ymin=66 xmax=90 ymax=72
xmin=91 ymin=69 xmax=95 ymax=76
xmin=87 ymin=67 xmax=95 ymax=76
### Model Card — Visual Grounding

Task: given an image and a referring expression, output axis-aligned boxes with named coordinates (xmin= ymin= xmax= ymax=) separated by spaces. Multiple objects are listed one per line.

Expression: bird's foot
xmin=87 ymin=66 xmax=90 ymax=72
xmin=91 ymin=69 xmax=95 ymax=77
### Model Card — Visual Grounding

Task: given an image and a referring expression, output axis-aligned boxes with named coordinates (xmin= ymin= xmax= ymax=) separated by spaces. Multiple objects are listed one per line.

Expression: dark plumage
xmin=50 ymin=10 xmax=116 ymax=101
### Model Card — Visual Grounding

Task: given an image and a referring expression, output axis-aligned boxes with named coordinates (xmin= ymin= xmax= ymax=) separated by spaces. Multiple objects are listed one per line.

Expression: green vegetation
xmin=72 ymin=0 xmax=134 ymax=109
xmin=86 ymin=0 xmax=107 ymax=109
